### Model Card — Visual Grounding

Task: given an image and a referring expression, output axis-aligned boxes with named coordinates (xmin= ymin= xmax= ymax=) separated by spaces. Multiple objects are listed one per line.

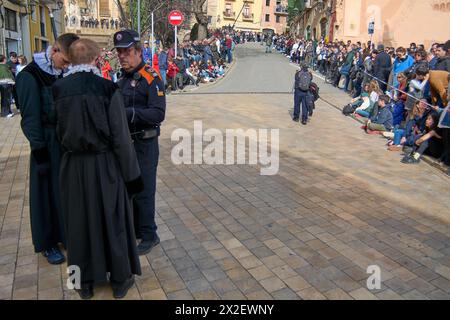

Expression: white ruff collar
xmin=64 ymin=64 xmax=102 ymax=78
xmin=33 ymin=46 xmax=62 ymax=76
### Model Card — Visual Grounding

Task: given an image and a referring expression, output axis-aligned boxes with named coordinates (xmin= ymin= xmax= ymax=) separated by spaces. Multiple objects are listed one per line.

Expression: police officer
xmin=114 ymin=29 xmax=166 ymax=255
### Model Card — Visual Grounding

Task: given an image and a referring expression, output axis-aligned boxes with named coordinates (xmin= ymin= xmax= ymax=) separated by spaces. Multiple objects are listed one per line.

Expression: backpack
xmin=310 ymin=82 xmax=320 ymax=101
xmin=342 ymin=104 xmax=357 ymax=116
xmin=297 ymin=71 xmax=312 ymax=91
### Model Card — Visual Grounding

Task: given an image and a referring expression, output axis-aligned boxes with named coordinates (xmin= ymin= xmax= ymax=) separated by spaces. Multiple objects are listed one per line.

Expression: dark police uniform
xmin=114 ymin=30 xmax=166 ymax=249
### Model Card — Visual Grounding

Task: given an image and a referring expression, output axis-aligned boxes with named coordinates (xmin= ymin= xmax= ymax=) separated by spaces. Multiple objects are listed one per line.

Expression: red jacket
xmin=226 ymin=38 xmax=232 ymax=49
xmin=152 ymin=53 xmax=159 ymax=73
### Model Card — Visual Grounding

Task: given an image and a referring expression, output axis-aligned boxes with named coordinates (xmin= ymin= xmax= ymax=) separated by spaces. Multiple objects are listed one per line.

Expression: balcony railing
xmin=275 ymin=5 xmax=289 ymax=15
xmin=242 ymin=13 xmax=254 ymax=21
xmin=223 ymin=11 xmax=236 ymax=19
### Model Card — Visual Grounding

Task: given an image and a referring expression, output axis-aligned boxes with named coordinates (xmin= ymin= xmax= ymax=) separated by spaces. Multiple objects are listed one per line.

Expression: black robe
xmin=52 ymin=72 xmax=142 ymax=284
xmin=16 ymin=61 xmax=65 ymax=253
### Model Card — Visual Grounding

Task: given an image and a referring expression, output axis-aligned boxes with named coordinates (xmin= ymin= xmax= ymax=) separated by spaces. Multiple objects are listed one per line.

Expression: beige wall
xmin=261 ymin=0 xmax=289 ymax=34
xmin=334 ymin=0 xmax=450 ymax=48
xmin=217 ymin=0 xmax=264 ymax=31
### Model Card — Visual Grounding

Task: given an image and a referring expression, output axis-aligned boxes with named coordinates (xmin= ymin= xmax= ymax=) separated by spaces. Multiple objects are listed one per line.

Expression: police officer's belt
xmin=131 ymin=129 xmax=158 ymax=140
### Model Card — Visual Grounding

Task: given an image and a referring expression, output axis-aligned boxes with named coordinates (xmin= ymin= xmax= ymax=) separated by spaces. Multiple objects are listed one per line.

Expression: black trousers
xmin=133 ymin=137 xmax=159 ymax=241
xmin=0 ymin=84 xmax=12 ymax=117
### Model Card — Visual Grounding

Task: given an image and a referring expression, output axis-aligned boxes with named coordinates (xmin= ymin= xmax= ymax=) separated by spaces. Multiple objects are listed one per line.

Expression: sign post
xmin=168 ymin=10 xmax=184 ymax=58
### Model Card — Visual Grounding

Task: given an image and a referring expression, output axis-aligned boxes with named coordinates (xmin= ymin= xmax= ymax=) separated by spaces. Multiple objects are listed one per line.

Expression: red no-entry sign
xmin=168 ymin=10 xmax=184 ymax=26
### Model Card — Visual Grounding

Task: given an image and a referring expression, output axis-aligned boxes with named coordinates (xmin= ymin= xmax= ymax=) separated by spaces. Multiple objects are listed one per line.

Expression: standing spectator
xmin=0 ymin=55 xmax=14 ymax=118
xmin=373 ymin=44 xmax=392 ymax=92
xmin=143 ymin=41 xmax=152 ymax=65
xmin=405 ymin=66 xmax=430 ymax=117
xmin=429 ymin=43 xmax=440 ymax=70
xmin=392 ymin=47 xmax=414 ymax=87
xmin=434 ymin=43 xmax=450 ymax=72
xmin=16 ymin=55 xmax=28 ymax=75
xmin=226 ymin=35 xmax=233 ymax=63
xmin=158 ymin=47 xmax=168 ymax=87
xmin=7 ymin=52 xmax=21 ymax=111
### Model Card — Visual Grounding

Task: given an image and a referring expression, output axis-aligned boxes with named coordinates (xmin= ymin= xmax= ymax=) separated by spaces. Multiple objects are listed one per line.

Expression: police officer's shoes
xmin=137 ymin=234 xmax=160 ymax=255
xmin=301 ymin=119 xmax=308 ymax=125
xmin=112 ymin=276 xmax=135 ymax=299
xmin=292 ymin=117 xmax=299 ymax=122
xmin=76 ymin=283 xmax=94 ymax=300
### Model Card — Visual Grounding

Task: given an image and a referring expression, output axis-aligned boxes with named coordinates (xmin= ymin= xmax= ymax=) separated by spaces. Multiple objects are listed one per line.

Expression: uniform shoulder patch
xmin=138 ymin=67 xmax=155 ymax=85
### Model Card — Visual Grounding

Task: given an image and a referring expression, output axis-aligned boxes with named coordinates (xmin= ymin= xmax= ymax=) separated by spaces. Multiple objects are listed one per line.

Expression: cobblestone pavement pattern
xmin=1 ymin=43 xmax=449 ymax=300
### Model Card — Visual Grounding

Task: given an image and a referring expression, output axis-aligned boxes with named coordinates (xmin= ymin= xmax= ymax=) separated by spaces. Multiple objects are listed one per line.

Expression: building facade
xmin=333 ymin=0 xmax=450 ymax=48
xmin=289 ymin=0 xmax=450 ymax=48
xmin=289 ymin=0 xmax=335 ymax=41
xmin=63 ymin=0 xmax=123 ymax=48
xmin=261 ymin=0 xmax=288 ymax=34
xmin=215 ymin=0 xmax=264 ymax=32
xmin=0 ymin=1 xmax=64 ymax=60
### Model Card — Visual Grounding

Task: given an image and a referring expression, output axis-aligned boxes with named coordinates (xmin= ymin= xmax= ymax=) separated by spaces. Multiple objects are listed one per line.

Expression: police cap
xmin=113 ymin=29 xmax=140 ymax=48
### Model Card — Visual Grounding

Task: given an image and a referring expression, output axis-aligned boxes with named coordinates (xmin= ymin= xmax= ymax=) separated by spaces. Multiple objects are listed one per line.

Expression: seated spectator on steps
xmin=405 ymin=65 xmax=430 ymax=118
xmin=391 ymin=72 xmax=408 ymax=126
xmin=364 ymin=95 xmax=393 ymax=133
xmin=355 ymin=80 xmax=381 ymax=118
xmin=388 ymin=99 xmax=432 ymax=151
xmin=401 ymin=113 xmax=443 ymax=164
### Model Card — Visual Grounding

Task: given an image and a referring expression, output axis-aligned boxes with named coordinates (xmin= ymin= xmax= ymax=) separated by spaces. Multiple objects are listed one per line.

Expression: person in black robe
xmin=52 ymin=39 xmax=143 ymax=299
xmin=16 ymin=33 xmax=80 ymax=264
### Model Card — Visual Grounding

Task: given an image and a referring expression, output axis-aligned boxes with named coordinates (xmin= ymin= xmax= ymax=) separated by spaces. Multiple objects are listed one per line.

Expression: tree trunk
xmin=114 ymin=0 xmax=129 ymax=28
xmin=193 ymin=0 xmax=208 ymax=40
xmin=197 ymin=23 xmax=208 ymax=40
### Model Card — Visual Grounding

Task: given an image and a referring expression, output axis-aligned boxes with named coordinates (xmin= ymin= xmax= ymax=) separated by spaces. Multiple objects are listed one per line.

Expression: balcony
xmin=275 ymin=5 xmax=289 ymax=15
xmin=223 ymin=11 xmax=236 ymax=19
xmin=242 ymin=13 xmax=254 ymax=21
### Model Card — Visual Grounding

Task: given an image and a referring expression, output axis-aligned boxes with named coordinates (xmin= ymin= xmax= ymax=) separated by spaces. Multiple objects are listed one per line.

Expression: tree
xmin=191 ymin=0 xmax=208 ymax=40
xmin=122 ymin=0 xmax=209 ymax=47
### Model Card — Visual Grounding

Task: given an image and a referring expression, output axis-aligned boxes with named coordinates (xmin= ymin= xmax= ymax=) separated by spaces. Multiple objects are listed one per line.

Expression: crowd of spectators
xmin=271 ymin=35 xmax=450 ymax=167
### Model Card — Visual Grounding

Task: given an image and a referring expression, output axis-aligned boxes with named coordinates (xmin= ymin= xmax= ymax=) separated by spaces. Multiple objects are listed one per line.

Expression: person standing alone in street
xmin=16 ymin=33 xmax=80 ymax=264
xmin=293 ymin=64 xmax=313 ymax=125
xmin=114 ymin=30 xmax=166 ymax=255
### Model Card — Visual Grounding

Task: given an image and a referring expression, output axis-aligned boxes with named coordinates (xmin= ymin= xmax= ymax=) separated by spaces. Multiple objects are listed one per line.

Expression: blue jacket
xmin=371 ymin=106 xmax=393 ymax=130
xmin=393 ymin=55 xmax=414 ymax=87
xmin=392 ymin=101 xmax=405 ymax=126
xmin=158 ymin=51 xmax=168 ymax=70
xmin=143 ymin=47 xmax=152 ymax=64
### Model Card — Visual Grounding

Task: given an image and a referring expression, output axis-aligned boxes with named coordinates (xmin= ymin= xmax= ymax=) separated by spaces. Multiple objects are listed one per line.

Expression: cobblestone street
xmin=1 ymin=43 xmax=450 ymax=300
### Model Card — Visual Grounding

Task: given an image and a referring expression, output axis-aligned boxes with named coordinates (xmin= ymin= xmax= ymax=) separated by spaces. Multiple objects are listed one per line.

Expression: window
xmin=99 ymin=0 xmax=111 ymax=16
xmin=276 ymin=15 xmax=280 ymax=23
xmin=40 ymin=6 xmax=46 ymax=37
xmin=41 ymin=40 xmax=49 ymax=51
xmin=265 ymin=14 xmax=270 ymax=22
xmin=34 ymin=38 xmax=40 ymax=53
xmin=225 ymin=3 xmax=232 ymax=16
xmin=266 ymin=0 xmax=270 ymax=6
xmin=5 ymin=8 xmax=17 ymax=32
xmin=243 ymin=5 xmax=250 ymax=17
